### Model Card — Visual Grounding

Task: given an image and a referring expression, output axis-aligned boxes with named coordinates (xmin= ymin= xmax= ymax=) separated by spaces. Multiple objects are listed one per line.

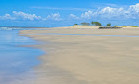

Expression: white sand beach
xmin=20 ymin=26 xmax=139 ymax=84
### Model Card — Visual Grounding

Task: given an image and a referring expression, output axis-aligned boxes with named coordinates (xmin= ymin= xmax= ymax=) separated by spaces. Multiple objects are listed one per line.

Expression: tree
xmin=81 ymin=22 xmax=90 ymax=26
xmin=91 ymin=22 xmax=102 ymax=26
xmin=107 ymin=23 xmax=111 ymax=26
xmin=74 ymin=24 xmax=78 ymax=26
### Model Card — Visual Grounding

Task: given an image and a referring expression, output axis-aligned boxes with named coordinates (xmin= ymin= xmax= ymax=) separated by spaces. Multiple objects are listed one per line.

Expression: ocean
xmin=0 ymin=27 xmax=44 ymax=84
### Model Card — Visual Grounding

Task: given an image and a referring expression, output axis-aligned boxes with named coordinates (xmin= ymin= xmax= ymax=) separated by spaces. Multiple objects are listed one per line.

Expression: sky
xmin=0 ymin=0 xmax=139 ymax=27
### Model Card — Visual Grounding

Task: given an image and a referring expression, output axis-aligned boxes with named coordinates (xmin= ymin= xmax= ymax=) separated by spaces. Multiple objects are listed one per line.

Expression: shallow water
xmin=0 ymin=28 xmax=44 ymax=84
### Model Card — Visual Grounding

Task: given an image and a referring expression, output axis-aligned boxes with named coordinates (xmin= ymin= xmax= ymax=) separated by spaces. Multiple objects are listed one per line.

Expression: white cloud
xmin=0 ymin=14 xmax=16 ymax=20
xmin=98 ymin=3 xmax=139 ymax=19
xmin=0 ymin=11 xmax=62 ymax=21
xmin=13 ymin=11 xmax=41 ymax=20
xmin=81 ymin=11 xmax=94 ymax=19
xmin=46 ymin=13 xmax=62 ymax=21
xmin=99 ymin=7 xmax=124 ymax=14
xmin=69 ymin=11 xmax=94 ymax=20
xmin=129 ymin=3 xmax=139 ymax=13
xmin=1 ymin=3 xmax=139 ymax=21
xmin=69 ymin=3 xmax=139 ymax=20
xmin=76 ymin=3 xmax=139 ymax=19
xmin=127 ymin=3 xmax=139 ymax=19
xmin=69 ymin=14 xmax=79 ymax=19
xmin=96 ymin=7 xmax=126 ymax=18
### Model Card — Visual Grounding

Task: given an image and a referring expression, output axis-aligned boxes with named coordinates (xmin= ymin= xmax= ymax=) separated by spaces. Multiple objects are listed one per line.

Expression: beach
xmin=20 ymin=26 xmax=139 ymax=84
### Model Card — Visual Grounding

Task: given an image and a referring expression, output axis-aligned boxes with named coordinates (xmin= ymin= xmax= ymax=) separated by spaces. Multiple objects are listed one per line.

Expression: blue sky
xmin=0 ymin=0 xmax=139 ymax=27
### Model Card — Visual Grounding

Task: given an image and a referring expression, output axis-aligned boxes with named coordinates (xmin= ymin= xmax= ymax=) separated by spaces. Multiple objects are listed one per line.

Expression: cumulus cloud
xmin=81 ymin=11 xmax=94 ymax=19
xmin=69 ymin=14 xmax=79 ymax=19
xmin=95 ymin=7 xmax=126 ymax=19
xmin=46 ymin=13 xmax=62 ymax=21
xmin=99 ymin=7 xmax=124 ymax=14
xmin=127 ymin=3 xmax=139 ymax=19
xmin=1 ymin=3 xmax=139 ymax=21
xmin=0 ymin=11 xmax=62 ymax=21
xmin=69 ymin=11 xmax=94 ymax=20
xmin=71 ymin=7 xmax=126 ymax=19
xmin=13 ymin=11 xmax=41 ymax=20
xmin=129 ymin=3 xmax=139 ymax=13
xmin=98 ymin=3 xmax=139 ymax=19
xmin=69 ymin=3 xmax=139 ymax=20
xmin=0 ymin=14 xmax=16 ymax=20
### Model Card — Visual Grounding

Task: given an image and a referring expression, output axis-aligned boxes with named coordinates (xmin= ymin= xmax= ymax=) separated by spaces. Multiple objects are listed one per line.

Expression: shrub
xmin=107 ymin=23 xmax=111 ymax=26
xmin=74 ymin=24 xmax=78 ymax=26
xmin=131 ymin=26 xmax=138 ymax=27
xmin=91 ymin=22 xmax=102 ymax=26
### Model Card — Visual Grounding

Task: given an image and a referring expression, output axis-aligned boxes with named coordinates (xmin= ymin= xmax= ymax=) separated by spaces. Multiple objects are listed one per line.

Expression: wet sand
xmin=21 ymin=26 xmax=139 ymax=84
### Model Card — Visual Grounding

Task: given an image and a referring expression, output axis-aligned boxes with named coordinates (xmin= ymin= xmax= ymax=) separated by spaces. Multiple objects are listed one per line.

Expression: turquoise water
xmin=0 ymin=28 xmax=44 ymax=84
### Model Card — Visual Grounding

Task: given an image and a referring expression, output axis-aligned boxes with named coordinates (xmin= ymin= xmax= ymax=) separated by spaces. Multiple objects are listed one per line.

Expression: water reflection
xmin=0 ymin=28 xmax=43 ymax=84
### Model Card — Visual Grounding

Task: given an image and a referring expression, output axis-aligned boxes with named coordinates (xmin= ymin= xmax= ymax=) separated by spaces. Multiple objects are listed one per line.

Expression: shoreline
xmin=20 ymin=26 xmax=139 ymax=84
xmin=0 ymin=29 xmax=44 ymax=84
xmin=1 ymin=25 xmax=139 ymax=29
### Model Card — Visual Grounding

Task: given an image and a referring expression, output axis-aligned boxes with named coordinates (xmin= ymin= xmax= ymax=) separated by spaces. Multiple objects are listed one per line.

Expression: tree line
xmin=74 ymin=22 xmax=111 ymax=26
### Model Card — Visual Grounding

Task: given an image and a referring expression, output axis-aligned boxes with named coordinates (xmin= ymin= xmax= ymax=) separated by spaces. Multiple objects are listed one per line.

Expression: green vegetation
xmin=73 ymin=21 xmax=119 ymax=27
xmin=74 ymin=24 xmax=78 ymax=26
xmin=122 ymin=26 xmax=138 ymax=27
xmin=73 ymin=21 xmax=139 ymax=28
xmin=73 ymin=21 xmax=102 ymax=26
xmin=81 ymin=22 xmax=90 ymax=26
xmin=122 ymin=26 xmax=127 ymax=27
xmin=73 ymin=21 xmax=139 ymax=27
xmin=91 ymin=22 xmax=102 ymax=26
xmin=107 ymin=23 xmax=111 ymax=26
xmin=131 ymin=26 xmax=138 ymax=27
